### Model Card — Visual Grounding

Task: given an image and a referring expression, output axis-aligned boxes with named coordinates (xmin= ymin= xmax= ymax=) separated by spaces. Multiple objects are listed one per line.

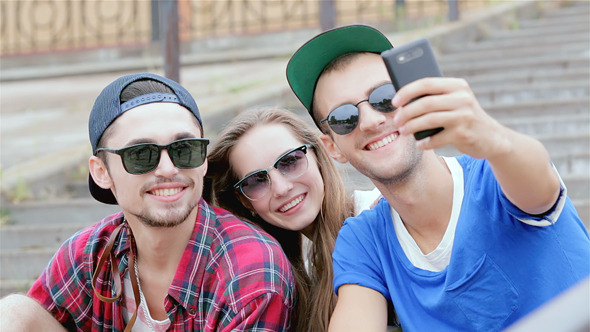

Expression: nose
xmin=357 ymin=101 xmax=386 ymax=132
xmin=153 ymin=149 xmax=179 ymax=177
xmin=269 ymin=169 xmax=293 ymax=197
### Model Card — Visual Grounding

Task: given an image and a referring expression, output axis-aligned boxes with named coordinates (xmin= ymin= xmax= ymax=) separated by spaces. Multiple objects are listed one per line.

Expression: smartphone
xmin=381 ymin=38 xmax=444 ymax=140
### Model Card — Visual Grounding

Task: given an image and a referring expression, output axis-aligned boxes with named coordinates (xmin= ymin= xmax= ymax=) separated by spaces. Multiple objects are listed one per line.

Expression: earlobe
xmin=320 ymin=134 xmax=348 ymax=163
xmin=236 ymin=193 xmax=257 ymax=218
xmin=89 ymin=156 xmax=113 ymax=190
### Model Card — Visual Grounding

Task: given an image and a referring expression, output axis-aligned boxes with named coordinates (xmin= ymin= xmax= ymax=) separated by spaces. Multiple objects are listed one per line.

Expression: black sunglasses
xmin=96 ymin=138 xmax=209 ymax=175
xmin=234 ymin=144 xmax=312 ymax=201
xmin=320 ymin=83 xmax=396 ymax=135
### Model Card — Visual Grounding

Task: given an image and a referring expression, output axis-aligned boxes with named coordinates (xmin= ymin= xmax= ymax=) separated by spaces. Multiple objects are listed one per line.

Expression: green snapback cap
xmin=286 ymin=25 xmax=393 ymax=116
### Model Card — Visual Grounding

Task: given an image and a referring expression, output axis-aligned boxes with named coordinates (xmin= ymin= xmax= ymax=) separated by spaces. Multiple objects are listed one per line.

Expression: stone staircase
xmin=1 ymin=0 xmax=588 ymax=297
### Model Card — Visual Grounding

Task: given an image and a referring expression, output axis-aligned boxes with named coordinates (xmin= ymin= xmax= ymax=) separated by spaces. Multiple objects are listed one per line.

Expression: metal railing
xmin=0 ymin=0 xmax=493 ymax=57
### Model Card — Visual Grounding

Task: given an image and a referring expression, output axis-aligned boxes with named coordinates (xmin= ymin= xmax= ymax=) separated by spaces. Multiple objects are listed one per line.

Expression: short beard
xmin=353 ymin=140 xmax=423 ymax=187
xmin=131 ymin=199 xmax=199 ymax=228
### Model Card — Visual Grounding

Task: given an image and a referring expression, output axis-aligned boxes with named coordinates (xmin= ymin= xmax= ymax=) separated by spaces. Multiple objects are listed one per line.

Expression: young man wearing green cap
xmin=287 ymin=25 xmax=590 ymax=331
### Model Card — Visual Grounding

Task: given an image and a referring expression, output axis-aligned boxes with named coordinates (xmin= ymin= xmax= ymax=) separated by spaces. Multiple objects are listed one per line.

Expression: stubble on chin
xmin=353 ymin=140 xmax=423 ymax=186
xmin=133 ymin=199 xmax=199 ymax=228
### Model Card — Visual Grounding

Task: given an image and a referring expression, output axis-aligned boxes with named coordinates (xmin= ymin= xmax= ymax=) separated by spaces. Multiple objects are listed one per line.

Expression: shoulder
xmin=208 ymin=204 xmax=292 ymax=272
xmin=202 ymin=204 xmax=295 ymax=310
xmin=208 ymin=204 xmax=285 ymax=249
xmin=28 ymin=212 xmax=125 ymax=316
xmin=353 ymin=187 xmax=382 ymax=215
xmin=51 ymin=212 xmax=124 ymax=262
xmin=335 ymin=198 xmax=390 ymax=252
xmin=343 ymin=198 xmax=389 ymax=232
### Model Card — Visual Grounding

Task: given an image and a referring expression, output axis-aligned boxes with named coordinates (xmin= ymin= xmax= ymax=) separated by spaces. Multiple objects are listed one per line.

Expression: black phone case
xmin=381 ymin=38 xmax=444 ymax=140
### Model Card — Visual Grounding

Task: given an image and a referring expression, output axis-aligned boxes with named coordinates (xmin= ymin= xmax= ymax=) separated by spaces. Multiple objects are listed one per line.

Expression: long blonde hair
xmin=205 ymin=107 xmax=353 ymax=331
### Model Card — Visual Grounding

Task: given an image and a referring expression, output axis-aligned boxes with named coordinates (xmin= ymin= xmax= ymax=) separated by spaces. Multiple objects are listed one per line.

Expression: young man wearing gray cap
xmin=286 ymin=25 xmax=589 ymax=331
xmin=0 ymin=73 xmax=295 ymax=331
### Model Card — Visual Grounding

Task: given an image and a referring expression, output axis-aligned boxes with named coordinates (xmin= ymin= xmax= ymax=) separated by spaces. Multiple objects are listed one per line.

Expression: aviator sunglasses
xmin=320 ymin=83 xmax=396 ymax=135
xmin=96 ymin=138 xmax=209 ymax=174
xmin=234 ymin=144 xmax=312 ymax=201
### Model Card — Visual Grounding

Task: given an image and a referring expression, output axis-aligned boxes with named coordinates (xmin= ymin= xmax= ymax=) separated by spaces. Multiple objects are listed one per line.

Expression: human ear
xmin=320 ymin=134 xmax=348 ymax=164
xmin=201 ymin=158 xmax=208 ymax=176
xmin=236 ymin=193 xmax=259 ymax=218
xmin=89 ymin=156 xmax=113 ymax=190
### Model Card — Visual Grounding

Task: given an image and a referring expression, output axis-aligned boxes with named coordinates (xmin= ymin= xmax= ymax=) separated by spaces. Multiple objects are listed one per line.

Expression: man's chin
xmin=135 ymin=204 xmax=197 ymax=228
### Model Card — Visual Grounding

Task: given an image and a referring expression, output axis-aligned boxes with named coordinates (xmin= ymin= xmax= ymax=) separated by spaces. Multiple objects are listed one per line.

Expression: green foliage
xmin=5 ymin=177 xmax=33 ymax=203
xmin=0 ymin=207 xmax=10 ymax=225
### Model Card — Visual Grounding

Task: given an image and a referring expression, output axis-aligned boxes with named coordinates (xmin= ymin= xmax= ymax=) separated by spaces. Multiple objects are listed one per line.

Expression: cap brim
xmin=88 ymin=174 xmax=118 ymax=205
xmin=286 ymin=25 xmax=393 ymax=113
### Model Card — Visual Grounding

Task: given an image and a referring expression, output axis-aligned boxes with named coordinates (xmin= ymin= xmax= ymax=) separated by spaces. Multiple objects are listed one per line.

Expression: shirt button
xmin=189 ymin=307 xmax=196 ymax=315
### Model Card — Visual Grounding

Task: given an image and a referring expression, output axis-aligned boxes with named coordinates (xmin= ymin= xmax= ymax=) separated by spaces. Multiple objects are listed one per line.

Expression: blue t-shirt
xmin=333 ymin=155 xmax=590 ymax=331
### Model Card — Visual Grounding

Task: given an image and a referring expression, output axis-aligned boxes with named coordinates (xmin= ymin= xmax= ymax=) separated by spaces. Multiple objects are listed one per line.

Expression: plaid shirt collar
xmin=111 ymin=199 xmax=214 ymax=311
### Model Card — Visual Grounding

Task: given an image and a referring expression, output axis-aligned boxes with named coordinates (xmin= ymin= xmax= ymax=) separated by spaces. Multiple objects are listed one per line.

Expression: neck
xmin=125 ymin=209 xmax=197 ymax=273
xmin=376 ymin=153 xmax=453 ymax=253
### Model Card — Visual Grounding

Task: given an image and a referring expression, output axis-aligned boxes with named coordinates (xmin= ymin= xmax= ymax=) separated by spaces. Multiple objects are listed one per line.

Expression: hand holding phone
xmin=381 ymin=38 xmax=444 ymax=140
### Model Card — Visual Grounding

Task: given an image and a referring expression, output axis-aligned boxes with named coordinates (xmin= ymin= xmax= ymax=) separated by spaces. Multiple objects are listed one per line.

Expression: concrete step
xmin=497 ymin=113 xmax=590 ymax=138
xmin=535 ymin=132 xmax=589 ymax=156
xmin=2 ymin=199 xmax=121 ymax=226
xmin=0 ymin=280 xmax=34 ymax=297
xmin=445 ymin=31 xmax=589 ymax=54
xmin=551 ymin=151 xmax=590 ymax=178
xmin=463 ymin=67 xmax=590 ymax=89
xmin=439 ymin=40 xmax=588 ymax=64
xmin=1 ymin=248 xmax=54 ymax=280
xmin=442 ymin=54 xmax=589 ymax=77
xmin=473 ymin=79 xmax=589 ymax=107
xmin=520 ymin=5 xmax=590 ymax=28
xmin=483 ymin=97 xmax=589 ymax=118
xmin=542 ymin=1 xmax=589 ymax=15
xmin=490 ymin=21 xmax=590 ymax=40
xmin=564 ymin=176 xmax=590 ymax=200
xmin=572 ymin=199 xmax=590 ymax=228
xmin=0 ymin=223 xmax=86 ymax=251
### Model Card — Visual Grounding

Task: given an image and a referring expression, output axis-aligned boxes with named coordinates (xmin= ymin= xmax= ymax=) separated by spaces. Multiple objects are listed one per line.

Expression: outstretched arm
xmin=393 ymin=77 xmax=560 ymax=215
xmin=329 ymin=284 xmax=388 ymax=332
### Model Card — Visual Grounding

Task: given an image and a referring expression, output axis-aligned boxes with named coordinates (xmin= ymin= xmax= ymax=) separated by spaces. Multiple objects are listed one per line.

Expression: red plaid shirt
xmin=28 ymin=199 xmax=295 ymax=331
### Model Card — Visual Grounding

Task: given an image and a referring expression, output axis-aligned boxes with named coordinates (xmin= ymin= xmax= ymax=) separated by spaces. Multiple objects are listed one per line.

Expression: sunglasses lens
xmin=276 ymin=149 xmax=308 ymax=179
xmin=169 ymin=139 xmax=207 ymax=168
xmin=369 ymin=84 xmax=396 ymax=113
xmin=120 ymin=139 xmax=208 ymax=175
xmin=240 ymin=171 xmax=270 ymax=200
xmin=122 ymin=145 xmax=160 ymax=174
xmin=326 ymin=104 xmax=359 ymax=135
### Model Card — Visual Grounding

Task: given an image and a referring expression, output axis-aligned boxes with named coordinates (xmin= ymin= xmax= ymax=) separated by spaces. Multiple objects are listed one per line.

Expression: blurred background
xmin=1 ymin=0 xmax=588 ymax=306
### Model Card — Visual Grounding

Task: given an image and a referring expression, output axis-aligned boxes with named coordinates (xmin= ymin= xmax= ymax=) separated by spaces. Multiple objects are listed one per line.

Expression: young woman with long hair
xmin=204 ymin=107 xmax=385 ymax=331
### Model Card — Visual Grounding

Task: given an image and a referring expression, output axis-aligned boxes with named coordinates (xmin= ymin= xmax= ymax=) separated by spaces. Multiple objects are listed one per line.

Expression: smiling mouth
xmin=366 ymin=133 xmax=398 ymax=151
xmin=279 ymin=194 xmax=305 ymax=213
xmin=150 ymin=187 xmax=183 ymax=196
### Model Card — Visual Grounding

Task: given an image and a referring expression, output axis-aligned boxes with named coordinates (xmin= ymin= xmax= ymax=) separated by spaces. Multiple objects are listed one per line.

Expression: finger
xmin=398 ymin=107 xmax=455 ymax=138
xmin=392 ymin=77 xmax=470 ymax=108
xmin=394 ymin=92 xmax=465 ymax=129
xmin=415 ymin=127 xmax=451 ymax=151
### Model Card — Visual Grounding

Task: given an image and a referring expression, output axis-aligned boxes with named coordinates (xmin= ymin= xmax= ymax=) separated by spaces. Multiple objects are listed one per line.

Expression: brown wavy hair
xmin=204 ymin=107 xmax=353 ymax=331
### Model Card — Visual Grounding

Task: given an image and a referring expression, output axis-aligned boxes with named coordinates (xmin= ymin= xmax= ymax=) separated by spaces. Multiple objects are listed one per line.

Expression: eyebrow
xmin=124 ymin=132 xmax=199 ymax=147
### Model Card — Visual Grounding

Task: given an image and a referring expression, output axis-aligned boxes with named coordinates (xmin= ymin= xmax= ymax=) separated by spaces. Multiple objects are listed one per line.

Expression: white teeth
xmin=368 ymin=133 xmax=398 ymax=151
xmin=279 ymin=195 xmax=304 ymax=212
xmin=152 ymin=188 xmax=182 ymax=196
